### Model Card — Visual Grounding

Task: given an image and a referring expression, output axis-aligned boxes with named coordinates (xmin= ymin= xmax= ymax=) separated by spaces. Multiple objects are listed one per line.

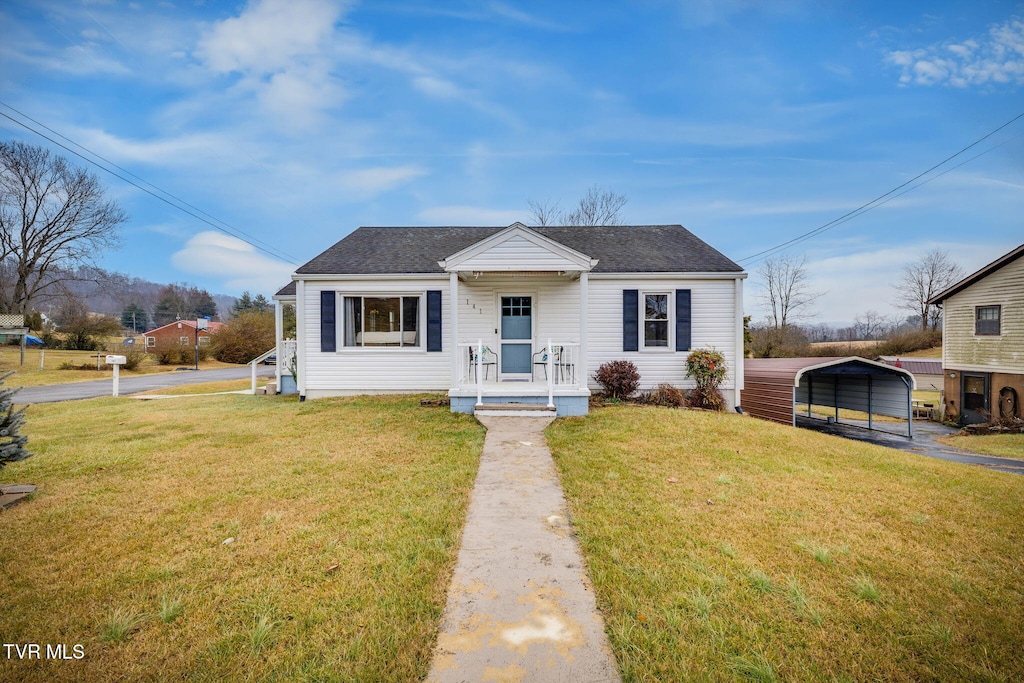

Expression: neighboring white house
xmin=927 ymin=242 xmax=1024 ymax=425
xmin=273 ymin=223 xmax=747 ymax=416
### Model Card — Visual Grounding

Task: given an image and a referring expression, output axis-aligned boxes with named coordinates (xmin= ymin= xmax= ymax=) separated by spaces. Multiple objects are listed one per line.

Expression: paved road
xmin=797 ymin=415 xmax=1024 ymax=475
xmin=12 ymin=366 xmax=276 ymax=404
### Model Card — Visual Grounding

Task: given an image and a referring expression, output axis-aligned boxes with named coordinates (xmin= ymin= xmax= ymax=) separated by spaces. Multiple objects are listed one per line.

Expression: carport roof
xmin=745 ymin=356 xmax=916 ymax=387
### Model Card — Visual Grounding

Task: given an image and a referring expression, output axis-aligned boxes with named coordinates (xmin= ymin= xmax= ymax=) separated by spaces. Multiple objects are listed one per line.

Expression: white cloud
xmin=197 ymin=0 xmax=344 ymax=75
xmin=416 ymin=206 xmax=525 ymax=225
xmin=887 ymin=17 xmax=1024 ymax=88
xmin=196 ymin=0 xmax=348 ymax=127
xmin=172 ymin=232 xmax=295 ymax=293
xmin=336 ymin=166 xmax=427 ymax=197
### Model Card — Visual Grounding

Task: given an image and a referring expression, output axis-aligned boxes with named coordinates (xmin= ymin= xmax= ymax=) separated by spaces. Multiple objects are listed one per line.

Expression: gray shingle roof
xmin=293 ymin=225 xmax=743 ymax=276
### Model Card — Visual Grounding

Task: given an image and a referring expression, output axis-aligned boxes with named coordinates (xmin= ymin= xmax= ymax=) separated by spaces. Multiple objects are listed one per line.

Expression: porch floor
xmin=448 ymin=380 xmax=590 ymax=398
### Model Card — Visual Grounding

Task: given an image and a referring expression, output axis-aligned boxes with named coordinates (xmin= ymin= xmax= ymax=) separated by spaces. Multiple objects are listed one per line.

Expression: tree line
xmin=749 ymin=249 xmax=964 ymax=358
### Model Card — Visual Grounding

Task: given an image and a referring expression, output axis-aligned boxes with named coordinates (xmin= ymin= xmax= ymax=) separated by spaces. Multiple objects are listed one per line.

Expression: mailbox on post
xmin=106 ymin=355 xmax=127 ymax=397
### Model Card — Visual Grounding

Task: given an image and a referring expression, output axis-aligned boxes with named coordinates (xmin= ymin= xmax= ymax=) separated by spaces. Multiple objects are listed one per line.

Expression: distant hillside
xmin=40 ymin=266 xmax=239 ymax=323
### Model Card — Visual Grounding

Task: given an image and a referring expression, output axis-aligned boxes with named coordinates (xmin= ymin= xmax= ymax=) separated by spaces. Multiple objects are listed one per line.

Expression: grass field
xmin=941 ymin=433 xmax=1024 ymax=459
xmin=0 ymin=394 xmax=484 ymax=682
xmin=547 ymin=405 xmax=1024 ymax=682
xmin=0 ymin=348 xmax=240 ymax=387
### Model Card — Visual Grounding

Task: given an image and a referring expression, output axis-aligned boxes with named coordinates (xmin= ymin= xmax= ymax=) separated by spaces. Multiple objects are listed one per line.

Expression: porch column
xmin=274 ymin=299 xmax=284 ymax=391
xmin=296 ymin=280 xmax=306 ymax=399
xmin=450 ymin=272 xmax=459 ymax=389
xmin=579 ymin=271 xmax=588 ymax=388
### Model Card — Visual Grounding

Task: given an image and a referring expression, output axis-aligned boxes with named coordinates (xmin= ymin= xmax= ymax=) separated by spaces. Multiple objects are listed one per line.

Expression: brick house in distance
xmin=142 ymin=320 xmax=224 ymax=352
xmin=928 ymin=243 xmax=1024 ymax=425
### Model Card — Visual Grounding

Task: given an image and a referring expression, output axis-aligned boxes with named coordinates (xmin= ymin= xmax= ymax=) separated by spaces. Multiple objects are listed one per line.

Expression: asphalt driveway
xmin=12 ymin=366 xmax=275 ymax=404
xmin=796 ymin=415 xmax=1024 ymax=475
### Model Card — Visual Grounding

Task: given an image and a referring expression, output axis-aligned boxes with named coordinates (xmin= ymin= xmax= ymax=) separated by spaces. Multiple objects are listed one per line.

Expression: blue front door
xmin=500 ymin=296 xmax=532 ymax=375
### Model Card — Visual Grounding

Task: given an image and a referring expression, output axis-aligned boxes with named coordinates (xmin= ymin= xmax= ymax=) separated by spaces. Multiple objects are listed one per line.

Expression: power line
xmin=738 ymin=111 xmax=1024 ymax=266
xmin=0 ymin=102 xmax=301 ymax=266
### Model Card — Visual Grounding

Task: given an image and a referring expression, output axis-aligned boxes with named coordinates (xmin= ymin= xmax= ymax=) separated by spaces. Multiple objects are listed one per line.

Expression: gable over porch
xmin=441 ymin=224 xmax=595 ymax=414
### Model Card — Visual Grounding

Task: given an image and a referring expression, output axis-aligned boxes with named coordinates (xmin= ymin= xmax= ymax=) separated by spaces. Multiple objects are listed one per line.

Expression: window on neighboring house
xmin=198 ymin=336 xmax=210 ymax=346
xmin=179 ymin=336 xmax=190 ymax=345
xmin=975 ymin=305 xmax=1001 ymax=336
xmin=145 ymin=337 xmax=155 ymax=347
xmin=644 ymin=293 xmax=669 ymax=348
xmin=343 ymin=296 xmax=421 ymax=347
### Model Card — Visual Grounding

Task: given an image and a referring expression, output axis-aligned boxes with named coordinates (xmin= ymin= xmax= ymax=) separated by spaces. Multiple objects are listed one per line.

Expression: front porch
xmin=449 ymin=341 xmax=591 ymax=416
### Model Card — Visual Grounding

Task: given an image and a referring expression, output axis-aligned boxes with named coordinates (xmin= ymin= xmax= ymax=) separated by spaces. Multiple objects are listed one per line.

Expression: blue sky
xmin=1 ymin=0 xmax=1022 ymax=324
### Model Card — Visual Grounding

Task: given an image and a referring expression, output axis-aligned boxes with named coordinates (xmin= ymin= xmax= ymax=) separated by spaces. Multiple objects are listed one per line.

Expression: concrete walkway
xmin=427 ymin=416 xmax=620 ymax=683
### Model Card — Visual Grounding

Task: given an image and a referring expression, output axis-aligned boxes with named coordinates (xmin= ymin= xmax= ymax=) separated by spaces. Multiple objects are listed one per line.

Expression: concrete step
xmin=474 ymin=403 xmax=556 ymax=417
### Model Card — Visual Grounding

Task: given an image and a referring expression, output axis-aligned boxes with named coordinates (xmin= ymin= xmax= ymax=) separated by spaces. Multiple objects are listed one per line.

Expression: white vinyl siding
xmin=456 ymin=276 xmax=582 ymax=349
xmin=452 ymin=234 xmax=587 ymax=272
xmin=587 ymin=276 xmax=740 ymax=407
xmin=943 ymin=257 xmax=1024 ymax=374
xmin=300 ymin=278 xmax=450 ymax=396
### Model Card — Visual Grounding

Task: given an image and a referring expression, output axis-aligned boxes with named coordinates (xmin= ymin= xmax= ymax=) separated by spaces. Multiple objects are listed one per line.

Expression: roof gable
xmin=440 ymin=223 xmax=595 ymax=272
xmin=928 ymin=242 xmax=1024 ymax=304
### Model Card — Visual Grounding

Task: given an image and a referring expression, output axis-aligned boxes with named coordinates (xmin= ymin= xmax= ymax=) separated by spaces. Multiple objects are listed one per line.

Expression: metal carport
xmin=741 ymin=357 xmax=917 ymax=438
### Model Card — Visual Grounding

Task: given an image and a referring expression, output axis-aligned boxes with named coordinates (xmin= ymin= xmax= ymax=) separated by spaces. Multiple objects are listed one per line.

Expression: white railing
xmin=456 ymin=339 xmax=582 ymax=407
xmin=250 ymin=347 xmax=277 ymax=393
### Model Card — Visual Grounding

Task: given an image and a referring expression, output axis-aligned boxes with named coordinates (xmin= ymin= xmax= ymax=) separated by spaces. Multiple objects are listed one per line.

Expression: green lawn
xmin=0 ymin=394 xmax=483 ymax=682
xmin=547 ymin=405 xmax=1024 ymax=682
xmin=943 ymin=433 xmax=1024 ymax=459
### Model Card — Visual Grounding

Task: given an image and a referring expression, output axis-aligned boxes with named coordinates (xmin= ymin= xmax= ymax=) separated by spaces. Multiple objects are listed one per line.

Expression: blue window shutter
xmin=623 ymin=290 xmax=639 ymax=352
xmin=675 ymin=289 xmax=691 ymax=352
xmin=320 ymin=291 xmax=336 ymax=352
xmin=427 ymin=290 xmax=442 ymax=352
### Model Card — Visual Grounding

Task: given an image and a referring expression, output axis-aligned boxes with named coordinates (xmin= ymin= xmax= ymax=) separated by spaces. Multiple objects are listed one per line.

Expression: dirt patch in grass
xmin=0 ymin=394 xmax=484 ymax=682
xmin=547 ymin=405 xmax=1024 ymax=682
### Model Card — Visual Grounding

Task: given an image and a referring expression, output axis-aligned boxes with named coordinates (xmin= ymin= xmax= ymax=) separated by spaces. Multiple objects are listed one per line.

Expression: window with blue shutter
xmin=426 ymin=290 xmax=442 ymax=351
xmin=623 ymin=290 xmax=639 ymax=352
xmin=675 ymin=289 xmax=691 ymax=351
xmin=320 ymin=291 xmax=336 ymax=352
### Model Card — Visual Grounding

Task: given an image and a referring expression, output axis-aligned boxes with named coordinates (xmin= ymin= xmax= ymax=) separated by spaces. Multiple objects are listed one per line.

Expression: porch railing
xmin=456 ymin=339 xmax=582 ymax=408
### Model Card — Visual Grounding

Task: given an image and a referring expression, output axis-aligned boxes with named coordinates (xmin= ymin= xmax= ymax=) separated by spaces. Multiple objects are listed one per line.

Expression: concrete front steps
xmin=473 ymin=402 xmax=557 ymax=418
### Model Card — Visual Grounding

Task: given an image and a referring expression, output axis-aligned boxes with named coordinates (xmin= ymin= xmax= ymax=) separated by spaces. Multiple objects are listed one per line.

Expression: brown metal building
xmin=742 ymin=357 xmax=917 ymax=437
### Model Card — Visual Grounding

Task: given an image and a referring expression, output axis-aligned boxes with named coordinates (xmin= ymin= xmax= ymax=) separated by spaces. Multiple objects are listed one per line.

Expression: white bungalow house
xmin=272 ymin=223 xmax=747 ymax=416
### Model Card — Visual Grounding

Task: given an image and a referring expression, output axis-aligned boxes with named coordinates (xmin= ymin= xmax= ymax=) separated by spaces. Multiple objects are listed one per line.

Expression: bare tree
xmin=757 ymin=254 xmax=823 ymax=330
xmin=853 ymin=310 xmax=892 ymax=340
xmin=527 ymin=199 xmax=561 ymax=227
xmin=894 ymin=249 xmax=965 ymax=331
xmin=527 ymin=185 xmax=628 ymax=226
xmin=0 ymin=141 xmax=126 ymax=314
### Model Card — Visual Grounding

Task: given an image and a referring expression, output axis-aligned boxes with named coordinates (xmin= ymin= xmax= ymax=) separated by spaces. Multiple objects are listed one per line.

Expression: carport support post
xmin=903 ymin=376 xmax=913 ymax=439
xmin=868 ymin=375 xmax=873 ymax=431
xmin=808 ymin=376 xmax=813 ymax=417
xmin=834 ymin=378 xmax=839 ymax=424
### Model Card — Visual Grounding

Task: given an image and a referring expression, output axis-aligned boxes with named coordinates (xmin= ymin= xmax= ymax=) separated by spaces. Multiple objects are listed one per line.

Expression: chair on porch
xmin=532 ymin=347 xmax=551 ymax=380
xmin=468 ymin=345 xmax=498 ymax=381
xmin=554 ymin=345 xmax=575 ymax=384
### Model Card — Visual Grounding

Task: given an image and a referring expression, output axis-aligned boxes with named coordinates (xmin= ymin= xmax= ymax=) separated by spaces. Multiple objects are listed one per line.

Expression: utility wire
xmin=0 ymin=102 xmax=301 ymax=265
xmin=738 ymin=111 xmax=1024 ymax=265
